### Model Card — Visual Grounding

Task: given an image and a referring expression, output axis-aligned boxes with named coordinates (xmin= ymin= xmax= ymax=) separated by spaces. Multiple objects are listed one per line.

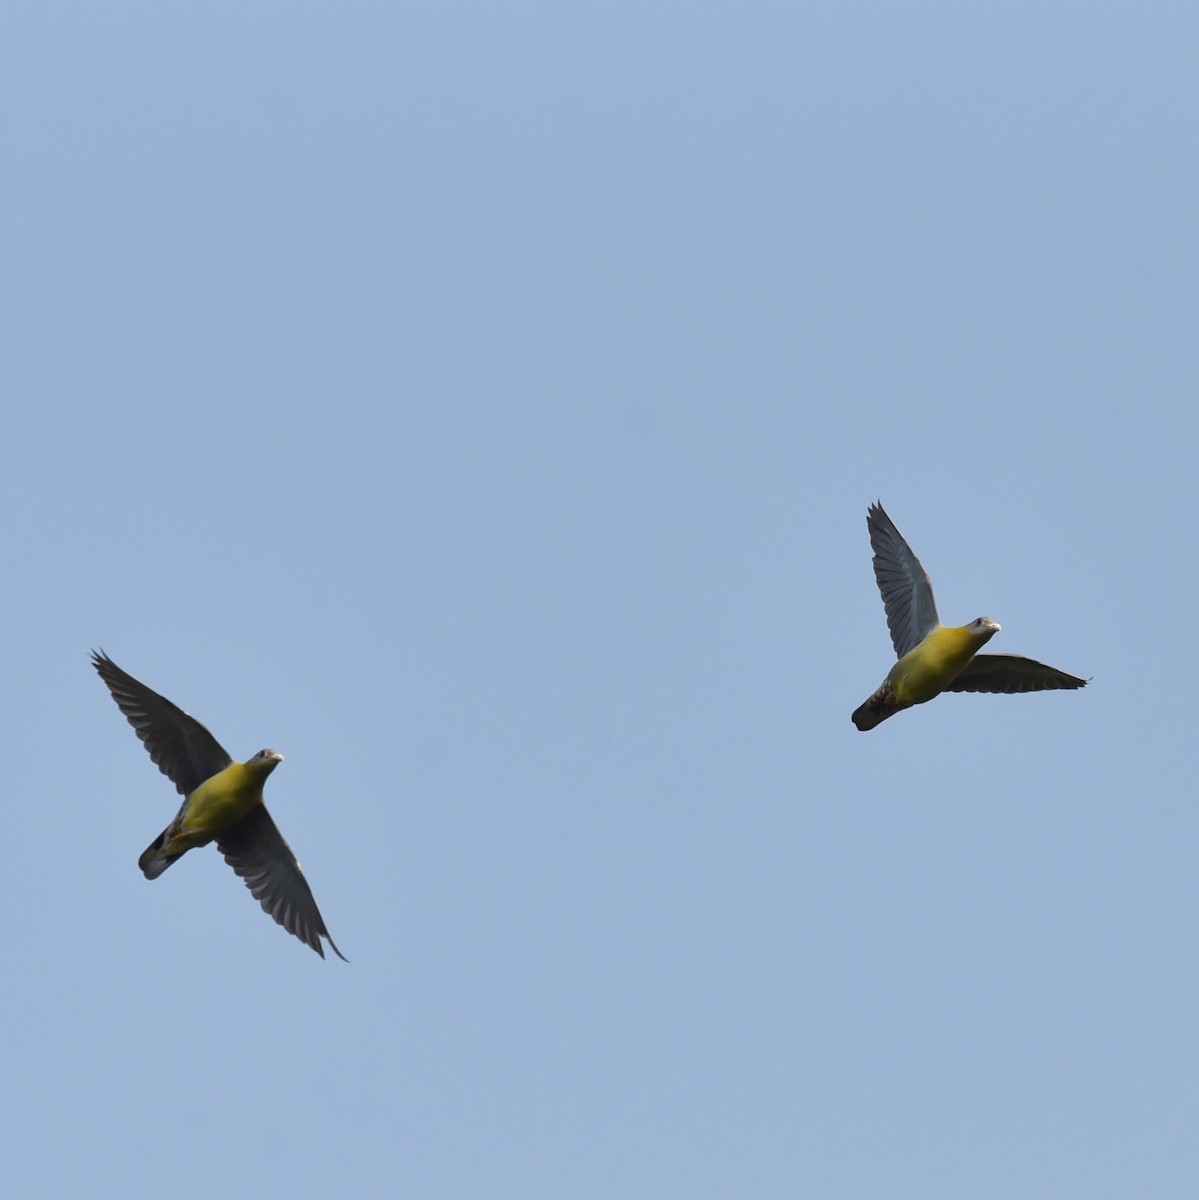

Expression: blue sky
xmin=4 ymin=2 xmax=1197 ymax=1196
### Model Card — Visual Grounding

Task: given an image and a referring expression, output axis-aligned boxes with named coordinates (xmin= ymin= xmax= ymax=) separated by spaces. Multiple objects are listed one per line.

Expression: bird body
xmin=93 ymin=651 xmax=346 ymax=959
xmin=139 ymin=752 xmax=282 ymax=880
xmin=852 ymin=504 xmax=1085 ymax=731
xmin=888 ymin=621 xmax=999 ymax=705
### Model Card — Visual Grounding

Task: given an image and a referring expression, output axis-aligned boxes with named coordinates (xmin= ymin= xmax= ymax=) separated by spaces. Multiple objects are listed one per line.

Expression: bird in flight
xmin=852 ymin=504 xmax=1086 ymax=731
xmin=93 ymin=651 xmax=346 ymax=960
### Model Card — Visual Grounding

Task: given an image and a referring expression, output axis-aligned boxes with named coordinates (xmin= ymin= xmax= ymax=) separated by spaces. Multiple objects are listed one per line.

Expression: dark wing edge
xmin=92 ymin=650 xmax=232 ymax=796
xmin=866 ymin=503 xmax=940 ymax=660
xmin=217 ymin=804 xmax=348 ymax=962
xmin=946 ymin=653 xmax=1089 ymax=694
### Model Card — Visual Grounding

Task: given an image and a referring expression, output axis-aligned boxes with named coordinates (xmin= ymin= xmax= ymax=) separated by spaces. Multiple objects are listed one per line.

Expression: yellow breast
xmin=180 ymin=761 xmax=266 ymax=835
xmin=887 ymin=625 xmax=981 ymax=705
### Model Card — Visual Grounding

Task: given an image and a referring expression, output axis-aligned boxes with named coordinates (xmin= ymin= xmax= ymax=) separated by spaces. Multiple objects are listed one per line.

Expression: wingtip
xmin=865 ymin=500 xmax=893 ymax=532
xmin=91 ymin=648 xmax=122 ymax=679
xmin=309 ymin=932 xmax=349 ymax=962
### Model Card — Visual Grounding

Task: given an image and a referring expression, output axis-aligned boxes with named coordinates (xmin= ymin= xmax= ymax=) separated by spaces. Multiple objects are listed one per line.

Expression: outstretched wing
xmin=92 ymin=651 xmax=232 ymax=797
xmin=217 ymin=804 xmax=347 ymax=961
xmin=867 ymin=503 xmax=940 ymax=658
xmin=946 ymin=654 xmax=1088 ymax=694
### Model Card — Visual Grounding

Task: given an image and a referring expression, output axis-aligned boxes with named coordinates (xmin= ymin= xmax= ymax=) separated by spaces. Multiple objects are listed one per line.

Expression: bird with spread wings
xmin=93 ymin=651 xmax=346 ymax=960
xmin=852 ymin=504 xmax=1087 ymax=731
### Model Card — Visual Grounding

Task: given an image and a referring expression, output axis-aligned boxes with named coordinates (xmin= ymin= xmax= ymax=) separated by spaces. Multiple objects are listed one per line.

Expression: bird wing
xmin=945 ymin=654 xmax=1088 ymax=694
xmin=867 ymin=503 xmax=940 ymax=658
xmin=217 ymin=804 xmax=347 ymax=961
xmin=92 ymin=651 xmax=232 ymax=797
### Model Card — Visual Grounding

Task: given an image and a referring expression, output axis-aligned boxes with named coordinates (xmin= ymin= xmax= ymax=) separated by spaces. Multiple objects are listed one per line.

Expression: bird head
xmin=248 ymin=748 xmax=284 ymax=777
xmin=967 ymin=617 xmax=1001 ymax=645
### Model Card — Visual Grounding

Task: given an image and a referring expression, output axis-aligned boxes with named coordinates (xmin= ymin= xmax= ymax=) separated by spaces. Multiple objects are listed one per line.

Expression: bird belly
xmin=178 ymin=764 xmax=263 ymax=837
xmin=888 ymin=627 xmax=979 ymax=705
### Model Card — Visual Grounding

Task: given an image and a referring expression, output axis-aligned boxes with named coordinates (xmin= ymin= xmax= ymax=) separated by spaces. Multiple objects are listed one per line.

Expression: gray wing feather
xmin=92 ymin=651 xmax=232 ymax=796
xmin=867 ymin=503 xmax=940 ymax=658
xmin=946 ymin=654 xmax=1088 ymax=694
xmin=217 ymin=804 xmax=347 ymax=961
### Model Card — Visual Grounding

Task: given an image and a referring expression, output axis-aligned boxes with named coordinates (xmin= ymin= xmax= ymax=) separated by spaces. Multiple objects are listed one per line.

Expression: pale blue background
xmin=4 ymin=3 xmax=1195 ymax=1197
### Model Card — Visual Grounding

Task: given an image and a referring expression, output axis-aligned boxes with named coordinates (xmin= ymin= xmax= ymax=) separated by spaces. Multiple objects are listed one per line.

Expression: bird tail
xmin=138 ymin=829 xmax=187 ymax=880
xmin=852 ymin=684 xmax=907 ymax=732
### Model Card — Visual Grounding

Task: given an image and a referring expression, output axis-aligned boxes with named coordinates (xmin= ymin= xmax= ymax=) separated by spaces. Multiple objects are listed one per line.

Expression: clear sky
xmin=4 ymin=3 xmax=1196 ymax=1197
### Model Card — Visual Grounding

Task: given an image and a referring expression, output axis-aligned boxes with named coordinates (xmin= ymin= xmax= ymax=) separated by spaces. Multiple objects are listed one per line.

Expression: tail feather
xmin=139 ymin=830 xmax=186 ymax=880
xmin=852 ymin=684 xmax=908 ymax=732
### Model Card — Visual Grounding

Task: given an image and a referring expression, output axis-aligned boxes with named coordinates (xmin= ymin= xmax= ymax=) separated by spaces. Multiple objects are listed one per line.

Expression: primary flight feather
xmin=93 ymin=651 xmax=346 ymax=960
xmin=852 ymin=504 xmax=1086 ymax=731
